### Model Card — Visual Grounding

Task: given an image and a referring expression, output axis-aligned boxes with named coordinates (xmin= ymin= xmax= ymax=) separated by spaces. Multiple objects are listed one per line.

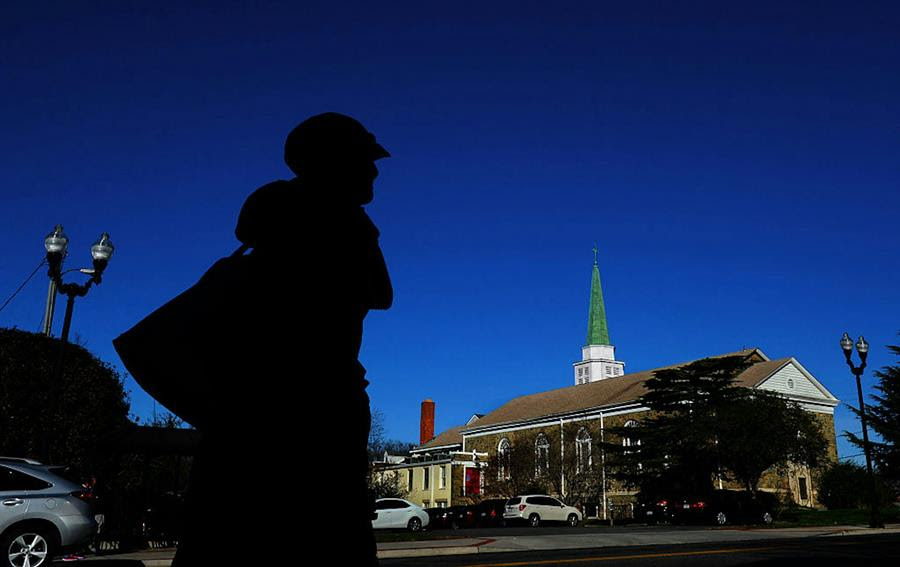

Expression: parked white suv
xmin=504 ymin=495 xmax=582 ymax=527
xmin=371 ymin=498 xmax=430 ymax=532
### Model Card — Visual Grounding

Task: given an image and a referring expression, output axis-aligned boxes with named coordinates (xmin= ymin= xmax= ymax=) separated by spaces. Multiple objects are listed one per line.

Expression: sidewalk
xmin=378 ymin=523 xmax=900 ymax=559
xmin=65 ymin=524 xmax=900 ymax=565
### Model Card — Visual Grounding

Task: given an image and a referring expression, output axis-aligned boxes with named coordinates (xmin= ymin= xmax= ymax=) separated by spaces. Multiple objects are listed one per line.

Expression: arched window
xmin=498 ymin=438 xmax=511 ymax=480
xmin=623 ymin=420 xmax=642 ymax=470
xmin=622 ymin=420 xmax=640 ymax=447
xmin=575 ymin=428 xmax=592 ymax=473
xmin=534 ymin=433 xmax=550 ymax=476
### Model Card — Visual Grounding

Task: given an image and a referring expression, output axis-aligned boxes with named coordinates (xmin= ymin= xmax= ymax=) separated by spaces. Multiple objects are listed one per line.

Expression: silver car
xmin=0 ymin=458 xmax=95 ymax=567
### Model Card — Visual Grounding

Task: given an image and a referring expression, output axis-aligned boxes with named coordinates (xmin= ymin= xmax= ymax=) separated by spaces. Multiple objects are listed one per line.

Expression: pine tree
xmin=605 ymin=355 xmax=751 ymax=496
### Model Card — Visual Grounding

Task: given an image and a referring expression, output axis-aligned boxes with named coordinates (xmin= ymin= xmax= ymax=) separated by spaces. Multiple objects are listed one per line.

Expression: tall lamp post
xmin=41 ymin=225 xmax=114 ymax=462
xmin=840 ymin=332 xmax=884 ymax=529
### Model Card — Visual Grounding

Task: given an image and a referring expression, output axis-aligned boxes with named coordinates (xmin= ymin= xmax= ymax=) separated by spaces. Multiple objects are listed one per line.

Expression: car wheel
xmin=3 ymin=527 xmax=55 ymax=567
xmin=714 ymin=512 xmax=727 ymax=526
xmin=567 ymin=514 xmax=579 ymax=527
xmin=407 ymin=517 xmax=422 ymax=532
xmin=529 ymin=514 xmax=541 ymax=528
xmin=761 ymin=512 xmax=773 ymax=525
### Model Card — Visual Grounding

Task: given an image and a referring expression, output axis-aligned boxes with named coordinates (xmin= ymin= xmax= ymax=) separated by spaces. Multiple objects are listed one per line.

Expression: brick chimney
xmin=420 ymin=399 xmax=435 ymax=445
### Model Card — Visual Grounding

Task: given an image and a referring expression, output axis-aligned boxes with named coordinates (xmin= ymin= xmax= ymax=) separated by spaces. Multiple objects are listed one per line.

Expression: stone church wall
xmin=462 ymin=408 xmax=839 ymax=513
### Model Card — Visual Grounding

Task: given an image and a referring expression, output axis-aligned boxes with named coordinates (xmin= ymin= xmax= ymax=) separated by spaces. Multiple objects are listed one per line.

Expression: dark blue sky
xmin=2 ymin=1 xmax=898 ymax=461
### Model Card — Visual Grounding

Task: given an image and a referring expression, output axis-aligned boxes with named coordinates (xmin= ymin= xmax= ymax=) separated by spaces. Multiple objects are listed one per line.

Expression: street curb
xmin=821 ymin=527 xmax=900 ymax=537
xmin=376 ymin=538 xmax=495 ymax=559
xmin=378 ymin=546 xmax=481 ymax=559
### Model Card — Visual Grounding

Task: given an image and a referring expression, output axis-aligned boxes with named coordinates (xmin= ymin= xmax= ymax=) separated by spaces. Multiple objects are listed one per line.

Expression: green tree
xmin=606 ymin=355 xmax=828 ymax=497
xmin=368 ymin=469 xmax=409 ymax=500
xmin=606 ymin=356 xmax=751 ymax=496
xmin=546 ymin=421 xmax=603 ymax=509
xmin=0 ymin=328 xmax=131 ymax=472
xmin=817 ymin=461 xmax=894 ymax=510
xmin=366 ymin=408 xmax=416 ymax=499
xmin=846 ymin=338 xmax=900 ymax=490
xmin=717 ymin=390 xmax=828 ymax=494
xmin=367 ymin=407 xmax=416 ymax=461
xmin=483 ymin=433 xmax=547 ymax=498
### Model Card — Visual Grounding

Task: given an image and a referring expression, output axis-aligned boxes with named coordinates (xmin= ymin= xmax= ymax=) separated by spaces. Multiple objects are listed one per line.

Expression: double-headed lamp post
xmin=43 ymin=224 xmax=114 ymax=342
xmin=840 ymin=332 xmax=883 ymax=528
xmin=41 ymin=225 xmax=114 ymax=463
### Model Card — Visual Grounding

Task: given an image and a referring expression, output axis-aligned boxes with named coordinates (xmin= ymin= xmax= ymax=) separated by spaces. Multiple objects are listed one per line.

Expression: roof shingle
xmin=414 ymin=424 xmax=465 ymax=451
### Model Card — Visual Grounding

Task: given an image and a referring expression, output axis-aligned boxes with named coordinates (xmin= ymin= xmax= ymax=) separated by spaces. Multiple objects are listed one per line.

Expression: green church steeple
xmin=586 ymin=246 xmax=611 ymax=346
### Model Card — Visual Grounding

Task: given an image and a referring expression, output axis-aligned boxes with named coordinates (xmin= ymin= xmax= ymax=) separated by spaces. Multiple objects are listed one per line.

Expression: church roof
xmin=464 ymin=348 xmax=782 ymax=431
xmin=412 ymin=424 xmax=465 ymax=452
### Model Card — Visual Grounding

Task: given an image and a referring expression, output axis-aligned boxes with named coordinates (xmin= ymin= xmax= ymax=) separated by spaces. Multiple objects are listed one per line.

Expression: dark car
xmin=447 ymin=505 xmax=477 ymax=529
xmin=635 ymin=496 xmax=678 ymax=525
xmin=640 ymin=490 xmax=778 ymax=526
xmin=686 ymin=490 xmax=778 ymax=526
xmin=472 ymin=499 xmax=507 ymax=528
xmin=424 ymin=507 xmax=456 ymax=530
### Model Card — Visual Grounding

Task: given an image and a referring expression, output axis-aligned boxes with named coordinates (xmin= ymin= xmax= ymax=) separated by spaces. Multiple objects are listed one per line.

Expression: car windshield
xmin=506 ymin=497 xmax=521 ymax=505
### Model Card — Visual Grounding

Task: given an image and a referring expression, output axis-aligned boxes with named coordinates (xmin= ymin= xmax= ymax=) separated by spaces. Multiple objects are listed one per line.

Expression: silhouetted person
xmin=116 ymin=113 xmax=392 ymax=566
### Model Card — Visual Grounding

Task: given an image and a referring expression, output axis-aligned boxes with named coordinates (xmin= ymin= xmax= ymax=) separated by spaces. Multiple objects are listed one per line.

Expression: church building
xmin=386 ymin=254 xmax=840 ymax=517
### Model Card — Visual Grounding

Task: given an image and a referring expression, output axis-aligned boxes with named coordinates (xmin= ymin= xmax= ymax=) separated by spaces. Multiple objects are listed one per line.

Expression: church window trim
xmin=498 ymin=437 xmax=512 ymax=480
xmin=623 ymin=419 xmax=642 ymax=471
xmin=575 ymin=427 xmax=592 ymax=474
xmin=535 ymin=433 xmax=550 ymax=477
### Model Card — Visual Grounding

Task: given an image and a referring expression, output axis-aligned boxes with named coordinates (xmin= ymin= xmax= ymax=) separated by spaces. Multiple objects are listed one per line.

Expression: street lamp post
xmin=42 ymin=225 xmax=114 ymax=462
xmin=41 ymin=225 xmax=67 ymax=336
xmin=840 ymin=332 xmax=883 ymax=529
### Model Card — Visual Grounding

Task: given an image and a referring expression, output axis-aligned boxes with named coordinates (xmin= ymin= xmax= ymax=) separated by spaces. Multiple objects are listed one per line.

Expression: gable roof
xmin=755 ymin=357 xmax=840 ymax=402
xmin=464 ymin=349 xmax=793 ymax=431
xmin=412 ymin=424 xmax=465 ymax=452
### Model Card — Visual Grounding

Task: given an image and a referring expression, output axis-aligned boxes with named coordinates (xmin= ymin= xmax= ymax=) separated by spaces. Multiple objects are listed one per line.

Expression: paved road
xmin=381 ymin=532 xmax=900 ymax=566
xmin=378 ymin=523 xmax=877 ymax=556
xmin=385 ymin=523 xmax=774 ymax=539
xmin=52 ymin=524 xmax=900 ymax=566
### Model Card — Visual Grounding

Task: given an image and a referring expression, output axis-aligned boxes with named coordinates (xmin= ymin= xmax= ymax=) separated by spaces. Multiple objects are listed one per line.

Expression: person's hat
xmin=284 ymin=112 xmax=389 ymax=174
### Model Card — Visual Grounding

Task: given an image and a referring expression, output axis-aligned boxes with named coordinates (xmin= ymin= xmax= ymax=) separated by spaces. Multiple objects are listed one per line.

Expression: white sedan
xmin=372 ymin=498 xmax=430 ymax=532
